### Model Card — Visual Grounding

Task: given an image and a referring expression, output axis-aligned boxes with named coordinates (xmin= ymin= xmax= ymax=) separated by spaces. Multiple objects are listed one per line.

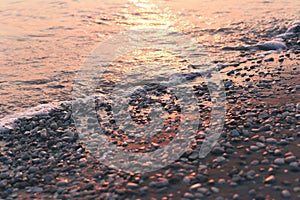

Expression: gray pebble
xmin=28 ymin=166 xmax=39 ymax=173
xmin=281 ymin=189 xmax=291 ymax=198
xmin=266 ymin=138 xmax=277 ymax=144
xmin=250 ymin=145 xmax=259 ymax=151
xmin=246 ymin=170 xmax=256 ymax=179
xmin=248 ymin=189 xmax=256 ymax=196
xmin=274 ymin=158 xmax=285 ymax=165
xmin=211 ymin=186 xmax=220 ymax=193
xmin=214 ymin=156 xmax=226 ymax=163
xmin=0 ymin=126 xmax=10 ymax=134
xmin=251 ymin=160 xmax=260 ymax=166
xmin=231 ymin=129 xmax=240 ymax=137
xmin=289 ymin=162 xmax=299 ymax=168
xmin=197 ymin=187 xmax=208 ymax=194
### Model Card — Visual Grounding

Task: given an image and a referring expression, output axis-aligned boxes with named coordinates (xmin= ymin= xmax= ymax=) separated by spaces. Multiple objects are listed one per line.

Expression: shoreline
xmin=0 ymin=46 xmax=299 ymax=199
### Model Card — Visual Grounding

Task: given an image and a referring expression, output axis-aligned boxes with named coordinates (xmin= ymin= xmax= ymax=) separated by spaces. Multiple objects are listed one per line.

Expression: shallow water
xmin=0 ymin=0 xmax=299 ymax=118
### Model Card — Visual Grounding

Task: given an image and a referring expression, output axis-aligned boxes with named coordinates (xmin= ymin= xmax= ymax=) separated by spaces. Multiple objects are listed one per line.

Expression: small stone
xmin=281 ymin=189 xmax=291 ymax=198
xmin=261 ymin=159 xmax=269 ymax=165
xmin=266 ymin=138 xmax=277 ymax=144
xmin=256 ymin=142 xmax=265 ymax=148
xmin=188 ymin=151 xmax=199 ymax=160
xmin=274 ymin=149 xmax=282 ymax=156
xmin=232 ymin=193 xmax=240 ymax=200
xmin=296 ymin=103 xmax=300 ymax=112
xmin=211 ymin=186 xmax=219 ymax=193
xmin=28 ymin=166 xmax=38 ymax=173
xmin=293 ymin=187 xmax=300 ymax=192
xmin=289 ymin=162 xmax=299 ymax=168
xmin=274 ymin=158 xmax=285 ymax=165
xmin=211 ymin=146 xmax=225 ymax=155
xmin=285 ymin=156 xmax=296 ymax=163
xmin=0 ymin=173 xmax=9 ymax=179
xmin=39 ymin=129 xmax=48 ymax=139
xmin=0 ymin=180 xmax=7 ymax=188
xmin=265 ymin=57 xmax=274 ymax=62
xmin=183 ymin=192 xmax=194 ymax=199
xmin=127 ymin=182 xmax=139 ymax=189
xmin=248 ymin=189 xmax=256 ymax=196
xmin=190 ymin=183 xmax=202 ymax=191
xmin=218 ymin=178 xmax=226 ymax=184
xmin=56 ymin=181 xmax=68 ymax=187
xmin=264 ymin=175 xmax=275 ymax=184
xmin=0 ymin=127 xmax=9 ymax=134
xmin=250 ymin=160 xmax=259 ymax=166
xmin=82 ymin=183 xmax=94 ymax=190
xmin=246 ymin=170 xmax=256 ymax=179
xmin=250 ymin=145 xmax=259 ymax=151
xmin=31 ymin=187 xmax=43 ymax=194
xmin=231 ymin=129 xmax=240 ymax=137
xmin=50 ymin=122 xmax=58 ymax=130
xmin=214 ymin=156 xmax=226 ymax=163
xmin=155 ymin=178 xmax=168 ymax=187
xmin=278 ymin=139 xmax=289 ymax=145
xmin=197 ymin=187 xmax=208 ymax=194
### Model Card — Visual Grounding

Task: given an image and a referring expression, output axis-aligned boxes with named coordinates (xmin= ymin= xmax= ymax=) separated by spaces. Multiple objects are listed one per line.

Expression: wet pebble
xmin=281 ymin=189 xmax=291 ymax=198
xmin=274 ymin=158 xmax=285 ymax=165
xmin=264 ymin=175 xmax=276 ymax=184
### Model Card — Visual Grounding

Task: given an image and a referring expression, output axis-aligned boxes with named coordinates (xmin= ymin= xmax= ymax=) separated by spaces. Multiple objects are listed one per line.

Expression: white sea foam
xmin=0 ymin=101 xmax=70 ymax=130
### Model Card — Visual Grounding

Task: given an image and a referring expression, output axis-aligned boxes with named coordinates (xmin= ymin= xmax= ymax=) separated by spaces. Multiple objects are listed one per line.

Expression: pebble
xmin=289 ymin=162 xmax=299 ymax=168
xmin=281 ymin=189 xmax=291 ymax=198
xmin=266 ymin=138 xmax=277 ymax=144
xmin=214 ymin=156 xmax=226 ymax=163
xmin=39 ymin=129 xmax=48 ymax=139
xmin=246 ymin=170 xmax=256 ymax=179
xmin=127 ymin=182 xmax=139 ymax=189
xmin=155 ymin=178 xmax=169 ymax=187
xmin=188 ymin=151 xmax=199 ymax=160
xmin=28 ymin=166 xmax=39 ymax=173
xmin=56 ymin=181 xmax=67 ymax=187
xmin=274 ymin=158 xmax=285 ymax=165
xmin=0 ymin=126 xmax=9 ymax=134
xmin=231 ymin=129 xmax=240 ymax=137
xmin=190 ymin=183 xmax=202 ymax=191
xmin=264 ymin=175 xmax=276 ymax=184
xmin=211 ymin=186 xmax=220 ymax=193
xmin=183 ymin=192 xmax=194 ymax=199
xmin=285 ymin=155 xmax=296 ymax=163
xmin=250 ymin=145 xmax=259 ymax=151
xmin=293 ymin=187 xmax=300 ymax=192
xmin=232 ymin=193 xmax=240 ymax=200
xmin=211 ymin=146 xmax=225 ymax=155
xmin=248 ymin=189 xmax=256 ymax=196
xmin=197 ymin=187 xmax=208 ymax=194
xmin=274 ymin=149 xmax=282 ymax=156
xmin=251 ymin=160 xmax=260 ymax=166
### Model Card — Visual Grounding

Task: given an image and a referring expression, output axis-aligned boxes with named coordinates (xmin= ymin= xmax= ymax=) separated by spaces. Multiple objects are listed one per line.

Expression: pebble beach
xmin=0 ymin=0 xmax=299 ymax=199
